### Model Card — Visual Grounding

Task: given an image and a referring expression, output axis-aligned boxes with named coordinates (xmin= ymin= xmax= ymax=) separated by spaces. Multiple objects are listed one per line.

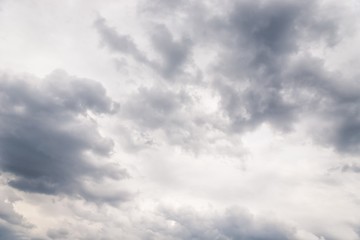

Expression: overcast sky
xmin=1 ymin=0 xmax=360 ymax=239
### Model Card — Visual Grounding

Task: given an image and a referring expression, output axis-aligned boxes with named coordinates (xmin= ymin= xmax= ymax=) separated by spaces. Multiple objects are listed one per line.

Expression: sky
xmin=0 ymin=0 xmax=360 ymax=239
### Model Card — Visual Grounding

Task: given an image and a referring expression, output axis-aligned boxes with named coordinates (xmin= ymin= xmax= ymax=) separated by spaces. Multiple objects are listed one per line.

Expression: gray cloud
xmin=0 ymin=194 xmax=33 ymax=240
xmin=0 ymin=200 xmax=34 ymax=240
xmin=0 ymin=70 xmax=129 ymax=203
xmin=0 ymin=201 xmax=30 ymax=228
xmin=126 ymin=0 xmax=359 ymax=155
xmin=341 ymin=164 xmax=360 ymax=173
xmin=285 ymin=56 xmax=360 ymax=154
xmin=139 ymin=206 xmax=309 ymax=240
xmin=140 ymin=0 xmax=186 ymax=13
xmin=94 ymin=17 xmax=150 ymax=64
xmin=0 ymin=225 xmax=25 ymax=240
xmin=123 ymin=86 xmax=189 ymax=130
xmin=47 ymin=228 xmax=69 ymax=240
xmin=206 ymin=0 xmax=340 ymax=132
xmin=150 ymin=24 xmax=192 ymax=78
xmin=118 ymin=86 xmax=197 ymax=152
xmin=119 ymin=85 xmax=226 ymax=153
xmin=94 ymin=17 xmax=192 ymax=80
xmin=191 ymin=0 xmax=360 ymax=154
xmin=94 ymin=0 xmax=360 ymax=156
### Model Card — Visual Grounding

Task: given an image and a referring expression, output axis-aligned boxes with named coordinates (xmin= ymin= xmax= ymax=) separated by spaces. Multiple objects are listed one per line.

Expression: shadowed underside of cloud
xmin=0 ymin=70 xmax=130 ymax=203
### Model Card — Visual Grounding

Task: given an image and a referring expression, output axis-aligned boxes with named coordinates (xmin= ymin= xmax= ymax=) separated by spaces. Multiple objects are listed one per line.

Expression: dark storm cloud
xmin=196 ymin=0 xmax=359 ymax=154
xmin=94 ymin=17 xmax=192 ymax=79
xmin=206 ymin=0 xmax=341 ymax=132
xmin=0 ymin=70 xmax=129 ymax=203
xmin=285 ymin=57 xmax=360 ymax=154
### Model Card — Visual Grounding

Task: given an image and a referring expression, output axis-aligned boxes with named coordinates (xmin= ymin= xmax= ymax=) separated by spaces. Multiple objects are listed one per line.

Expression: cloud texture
xmin=0 ymin=0 xmax=360 ymax=239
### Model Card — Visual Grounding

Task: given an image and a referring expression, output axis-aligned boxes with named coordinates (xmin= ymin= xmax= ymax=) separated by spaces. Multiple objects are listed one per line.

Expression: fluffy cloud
xmin=0 ymin=70 xmax=129 ymax=202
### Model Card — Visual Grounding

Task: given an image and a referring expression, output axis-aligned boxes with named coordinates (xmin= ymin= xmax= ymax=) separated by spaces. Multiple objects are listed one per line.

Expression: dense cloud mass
xmin=214 ymin=1 xmax=360 ymax=154
xmin=95 ymin=0 xmax=360 ymax=154
xmin=205 ymin=0 xmax=348 ymax=136
xmin=0 ymin=70 xmax=128 ymax=202
xmin=1 ymin=0 xmax=360 ymax=239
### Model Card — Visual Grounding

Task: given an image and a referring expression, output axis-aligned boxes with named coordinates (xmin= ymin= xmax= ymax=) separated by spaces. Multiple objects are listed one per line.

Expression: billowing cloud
xmin=99 ymin=0 xmax=360 ymax=155
xmin=0 ymin=70 xmax=129 ymax=203
xmin=192 ymin=0 xmax=359 ymax=154
xmin=205 ymin=0 xmax=341 ymax=132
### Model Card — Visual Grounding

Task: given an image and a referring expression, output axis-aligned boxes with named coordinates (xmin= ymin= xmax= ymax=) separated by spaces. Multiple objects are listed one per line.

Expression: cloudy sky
xmin=0 ymin=0 xmax=360 ymax=239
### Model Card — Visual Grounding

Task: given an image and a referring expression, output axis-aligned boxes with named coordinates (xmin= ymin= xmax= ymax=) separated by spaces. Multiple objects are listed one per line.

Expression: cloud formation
xmin=153 ymin=206 xmax=297 ymax=240
xmin=95 ymin=17 xmax=193 ymax=80
xmin=0 ymin=70 xmax=128 ymax=202
xmin=206 ymin=0 xmax=341 ymax=132
xmin=97 ymin=0 xmax=360 ymax=155
xmin=1 ymin=0 xmax=360 ymax=239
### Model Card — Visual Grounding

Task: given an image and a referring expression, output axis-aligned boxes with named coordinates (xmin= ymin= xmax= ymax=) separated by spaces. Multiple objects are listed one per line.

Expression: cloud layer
xmin=0 ymin=0 xmax=360 ymax=239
